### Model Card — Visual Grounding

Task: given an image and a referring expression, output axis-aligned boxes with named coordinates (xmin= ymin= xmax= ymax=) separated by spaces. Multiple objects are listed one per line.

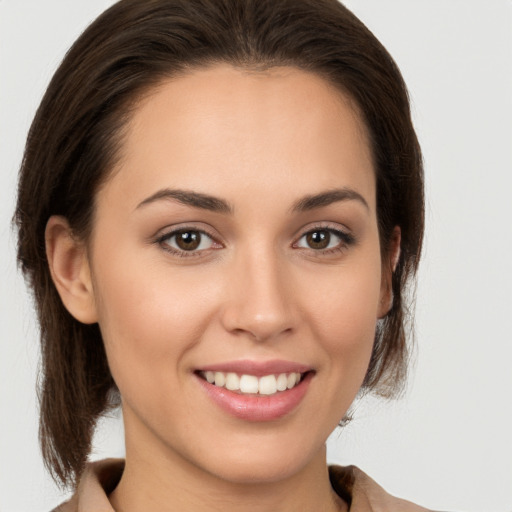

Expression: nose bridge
xmin=221 ymin=243 xmax=295 ymax=341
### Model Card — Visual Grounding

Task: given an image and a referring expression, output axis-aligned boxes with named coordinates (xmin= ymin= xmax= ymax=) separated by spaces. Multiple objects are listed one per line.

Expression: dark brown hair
xmin=15 ymin=0 xmax=424 ymax=489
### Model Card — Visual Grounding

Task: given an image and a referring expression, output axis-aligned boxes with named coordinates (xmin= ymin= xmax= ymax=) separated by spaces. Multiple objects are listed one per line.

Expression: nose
xmin=220 ymin=249 xmax=297 ymax=342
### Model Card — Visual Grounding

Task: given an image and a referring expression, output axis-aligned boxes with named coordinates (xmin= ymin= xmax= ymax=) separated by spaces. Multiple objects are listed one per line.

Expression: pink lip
xmin=198 ymin=359 xmax=312 ymax=377
xmin=196 ymin=364 xmax=313 ymax=422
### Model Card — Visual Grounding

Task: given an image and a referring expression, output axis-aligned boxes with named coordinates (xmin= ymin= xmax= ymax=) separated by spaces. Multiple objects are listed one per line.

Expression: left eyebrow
xmin=291 ymin=188 xmax=369 ymax=212
xmin=135 ymin=188 xmax=233 ymax=214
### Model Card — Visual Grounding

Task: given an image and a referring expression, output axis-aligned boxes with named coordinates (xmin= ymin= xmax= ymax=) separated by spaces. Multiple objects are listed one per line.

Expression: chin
xmin=203 ymin=451 xmax=316 ymax=486
xmin=178 ymin=428 xmax=328 ymax=486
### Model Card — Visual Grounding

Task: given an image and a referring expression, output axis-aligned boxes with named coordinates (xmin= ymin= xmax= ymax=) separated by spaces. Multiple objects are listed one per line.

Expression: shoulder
xmin=329 ymin=465 xmax=436 ymax=512
xmin=51 ymin=498 xmax=76 ymax=512
xmin=51 ymin=458 xmax=123 ymax=512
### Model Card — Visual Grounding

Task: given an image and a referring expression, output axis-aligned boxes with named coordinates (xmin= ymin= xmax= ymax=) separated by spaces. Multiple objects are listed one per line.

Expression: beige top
xmin=53 ymin=459 xmax=434 ymax=512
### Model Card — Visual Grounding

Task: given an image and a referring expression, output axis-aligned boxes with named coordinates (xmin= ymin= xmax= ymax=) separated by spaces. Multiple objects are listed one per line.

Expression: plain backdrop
xmin=1 ymin=1 xmax=511 ymax=511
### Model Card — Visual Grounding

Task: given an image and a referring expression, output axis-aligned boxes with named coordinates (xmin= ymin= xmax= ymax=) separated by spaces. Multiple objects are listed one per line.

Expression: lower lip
xmin=197 ymin=372 xmax=313 ymax=422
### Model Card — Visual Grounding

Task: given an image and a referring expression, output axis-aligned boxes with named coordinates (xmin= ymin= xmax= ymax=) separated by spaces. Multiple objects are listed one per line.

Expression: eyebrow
xmin=136 ymin=186 xmax=368 ymax=215
xmin=291 ymin=188 xmax=369 ymax=212
xmin=136 ymin=188 xmax=233 ymax=214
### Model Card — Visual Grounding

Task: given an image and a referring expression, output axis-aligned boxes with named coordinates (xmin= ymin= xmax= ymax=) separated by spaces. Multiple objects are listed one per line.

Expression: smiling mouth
xmin=197 ymin=370 xmax=308 ymax=396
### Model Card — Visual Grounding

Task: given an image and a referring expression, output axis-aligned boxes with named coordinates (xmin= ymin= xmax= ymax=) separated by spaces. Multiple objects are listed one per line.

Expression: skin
xmin=46 ymin=64 xmax=398 ymax=512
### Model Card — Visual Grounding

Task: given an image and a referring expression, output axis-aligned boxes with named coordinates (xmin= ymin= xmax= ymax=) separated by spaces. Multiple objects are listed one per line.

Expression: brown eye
xmin=175 ymin=230 xmax=201 ymax=251
xmin=295 ymin=227 xmax=354 ymax=252
xmin=305 ymin=230 xmax=330 ymax=249
xmin=160 ymin=229 xmax=216 ymax=254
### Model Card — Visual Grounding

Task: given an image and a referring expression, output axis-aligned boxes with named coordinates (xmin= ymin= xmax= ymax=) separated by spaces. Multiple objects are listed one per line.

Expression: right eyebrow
xmin=135 ymin=188 xmax=233 ymax=214
xmin=291 ymin=187 xmax=369 ymax=213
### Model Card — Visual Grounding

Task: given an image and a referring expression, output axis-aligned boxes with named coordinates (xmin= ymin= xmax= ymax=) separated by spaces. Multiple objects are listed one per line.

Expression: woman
xmin=15 ymin=0 xmax=427 ymax=510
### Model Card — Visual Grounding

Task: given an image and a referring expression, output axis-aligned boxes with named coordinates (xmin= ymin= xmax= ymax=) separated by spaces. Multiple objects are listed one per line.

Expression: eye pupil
xmin=176 ymin=231 xmax=201 ymax=250
xmin=306 ymin=230 xmax=330 ymax=249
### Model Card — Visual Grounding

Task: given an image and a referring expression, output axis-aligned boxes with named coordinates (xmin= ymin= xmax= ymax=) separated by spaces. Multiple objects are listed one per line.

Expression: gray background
xmin=1 ymin=1 xmax=511 ymax=511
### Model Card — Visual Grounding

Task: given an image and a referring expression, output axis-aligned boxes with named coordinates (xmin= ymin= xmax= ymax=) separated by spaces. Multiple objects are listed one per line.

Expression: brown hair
xmin=15 ymin=0 xmax=424 ymax=489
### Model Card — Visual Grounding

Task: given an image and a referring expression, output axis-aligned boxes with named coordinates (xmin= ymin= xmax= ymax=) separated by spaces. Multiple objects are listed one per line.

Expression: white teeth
xmin=276 ymin=373 xmax=288 ymax=391
xmin=214 ymin=372 xmax=225 ymax=387
xmin=202 ymin=371 xmax=304 ymax=395
xmin=287 ymin=372 xmax=298 ymax=389
xmin=259 ymin=374 xmax=277 ymax=395
xmin=240 ymin=374 xmax=259 ymax=394
xmin=225 ymin=372 xmax=240 ymax=391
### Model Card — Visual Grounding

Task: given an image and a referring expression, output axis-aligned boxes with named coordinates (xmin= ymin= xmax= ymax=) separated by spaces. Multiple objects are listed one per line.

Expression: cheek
xmin=90 ymin=249 xmax=219 ymax=389
xmin=303 ymin=257 xmax=382 ymax=374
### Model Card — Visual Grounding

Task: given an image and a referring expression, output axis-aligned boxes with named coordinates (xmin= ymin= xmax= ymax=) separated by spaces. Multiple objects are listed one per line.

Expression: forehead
xmin=101 ymin=64 xmax=375 ymax=212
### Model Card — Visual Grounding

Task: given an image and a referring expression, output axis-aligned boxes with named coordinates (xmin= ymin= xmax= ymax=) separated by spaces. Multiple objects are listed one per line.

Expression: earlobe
xmin=45 ymin=216 xmax=98 ymax=324
xmin=378 ymin=226 xmax=401 ymax=318
xmin=391 ymin=228 xmax=401 ymax=273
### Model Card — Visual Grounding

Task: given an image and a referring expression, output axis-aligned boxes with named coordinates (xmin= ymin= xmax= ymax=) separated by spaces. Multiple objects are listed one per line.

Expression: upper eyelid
xmin=293 ymin=222 xmax=353 ymax=239
xmin=155 ymin=223 xmax=221 ymax=242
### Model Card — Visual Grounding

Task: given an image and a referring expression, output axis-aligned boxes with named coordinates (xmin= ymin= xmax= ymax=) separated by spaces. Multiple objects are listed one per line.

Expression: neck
xmin=109 ymin=427 xmax=346 ymax=512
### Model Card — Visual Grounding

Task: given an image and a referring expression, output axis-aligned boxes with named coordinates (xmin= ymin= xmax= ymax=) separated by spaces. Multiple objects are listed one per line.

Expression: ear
xmin=378 ymin=226 xmax=401 ymax=318
xmin=45 ymin=216 xmax=98 ymax=324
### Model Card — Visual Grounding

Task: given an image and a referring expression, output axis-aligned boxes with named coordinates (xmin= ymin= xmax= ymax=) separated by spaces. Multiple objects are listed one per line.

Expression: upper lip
xmin=197 ymin=359 xmax=312 ymax=377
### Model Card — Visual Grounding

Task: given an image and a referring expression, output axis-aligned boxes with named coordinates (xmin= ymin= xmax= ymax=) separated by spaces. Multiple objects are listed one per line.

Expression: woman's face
xmin=87 ymin=64 xmax=391 ymax=483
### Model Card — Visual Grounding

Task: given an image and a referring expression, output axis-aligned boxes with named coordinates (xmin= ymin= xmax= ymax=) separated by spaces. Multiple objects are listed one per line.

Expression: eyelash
xmin=293 ymin=226 xmax=356 ymax=255
xmin=154 ymin=225 xmax=355 ymax=258
xmin=155 ymin=227 xmax=221 ymax=258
